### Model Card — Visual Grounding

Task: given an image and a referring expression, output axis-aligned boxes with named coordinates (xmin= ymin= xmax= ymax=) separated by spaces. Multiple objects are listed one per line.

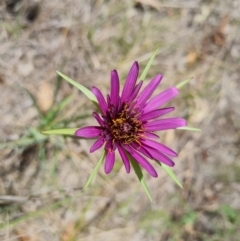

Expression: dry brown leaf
xmin=37 ymin=82 xmax=54 ymax=112
xmin=213 ymin=31 xmax=225 ymax=47
xmin=200 ymin=203 xmax=219 ymax=212
xmin=15 ymin=228 xmax=38 ymax=241
xmin=61 ymin=222 xmax=77 ymax=241
xmin=201 ymin=14 xmax=228 ymax=56
xmin=219 ymin=14 xmax=229 ymax=35
xmin=187 ymin=50 xmax=199 ymax=65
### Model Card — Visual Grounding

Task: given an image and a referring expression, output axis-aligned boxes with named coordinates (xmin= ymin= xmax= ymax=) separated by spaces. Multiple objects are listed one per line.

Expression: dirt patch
xmin=1 ymin=0 xmax=240 ymax=240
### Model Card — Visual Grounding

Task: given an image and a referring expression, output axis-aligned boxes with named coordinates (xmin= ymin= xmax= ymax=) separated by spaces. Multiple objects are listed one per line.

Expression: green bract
xmin=56 ymin=71 xmax=98 ymax=104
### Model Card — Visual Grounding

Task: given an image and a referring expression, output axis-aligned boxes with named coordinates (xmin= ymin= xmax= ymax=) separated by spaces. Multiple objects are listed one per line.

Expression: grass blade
xmin=0 ymin=195 xmax=73 ymax=230
xmin=83 ymin=150 xmax=106 ymax=190
xmin=45 ymin=94 xmax=73 ymax=125
xmin=29 ymin=128 xmax=47 ymax=142
xmin=0 ymin=137 xmax=35 ymax=149
xmin=41 ymin=128 xmax=78 ymax=135
xmin=177 ymin=126 xmax=201 ymax=132
xmin=129 ymin=155 xmax=152 ymax=202
xmin=140 ymin=48 xmax=159 ymax=81
xmin=53 ymin=73 xmax=63 ymax=101
xmin=24 ymin=88 xmax=44 ymax=120
xmin=56 ymin=71 xmax=97 ymax=104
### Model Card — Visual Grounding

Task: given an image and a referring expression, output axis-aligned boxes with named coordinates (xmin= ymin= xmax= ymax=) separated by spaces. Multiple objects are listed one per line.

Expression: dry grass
xmin=1 ymin=0 xmax=240 ymax=240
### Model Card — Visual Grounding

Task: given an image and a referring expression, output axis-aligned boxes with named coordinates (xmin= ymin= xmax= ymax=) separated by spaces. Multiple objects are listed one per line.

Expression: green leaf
xmin=29 ymin=128 xmax=47 ymax=141
xmin=129 ymin=155 xmax=153 ymax=202
xmin=41 ymin=128 xmax=78 ymax=135
xmin=83 ymin=150 xmax=106 ymax=190
xmin=177 ymin=126 xmax=201 ymax=132
xmin=56 ymin=71 xmax=98 ymax=104
xmin=55 ymin=94 xmax=73 ymax=111
xmin=140 ymin=48 xmax=159 ymax=81
xmin=159 ymin=163 xmax=183 ymax=188
xmin=175 ymin=78 xmax=193 ymax=89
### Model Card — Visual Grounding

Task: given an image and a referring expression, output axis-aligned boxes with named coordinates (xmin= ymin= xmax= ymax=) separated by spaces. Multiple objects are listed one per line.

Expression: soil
xmin=1 ymin=0 xmax=240 ymax=240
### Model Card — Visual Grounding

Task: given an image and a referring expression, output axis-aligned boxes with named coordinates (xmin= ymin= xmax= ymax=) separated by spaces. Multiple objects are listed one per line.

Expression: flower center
xmin=107 ymin=103 xmax=143 ymax=144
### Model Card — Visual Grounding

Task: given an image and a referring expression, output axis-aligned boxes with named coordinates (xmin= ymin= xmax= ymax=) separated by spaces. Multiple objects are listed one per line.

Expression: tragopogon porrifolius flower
xmin=75 ymin=62 xmax=187 ymax=177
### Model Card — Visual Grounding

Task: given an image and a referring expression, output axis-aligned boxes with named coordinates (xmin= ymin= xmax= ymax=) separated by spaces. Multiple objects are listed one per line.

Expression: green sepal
xmin=140 ymin=48 xmax=159 ymax=81
xmin=158 ymin=163 xmax=183 ymax=188
xmin=83 ymin=150 xmax=106 ymax=190
xmin=177 ymin=126 xmax=201 ymax=132
xmin=56 ymin=71 xmax=98 ymax=104
xmin=129 ymin=155 xmax=153 ymax=202
xmin=175 ymin=78 xmax=193 ymax=89
xmin=41 ymin=128 xmax=78 ymax=135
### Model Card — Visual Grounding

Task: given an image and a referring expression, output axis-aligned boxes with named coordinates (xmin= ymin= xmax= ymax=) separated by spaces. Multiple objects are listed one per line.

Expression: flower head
xmin=75 ymin=62 xmax=187 ymax=177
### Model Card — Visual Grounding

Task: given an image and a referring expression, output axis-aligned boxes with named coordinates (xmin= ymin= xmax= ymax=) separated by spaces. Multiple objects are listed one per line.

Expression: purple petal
xmin=110 ymin=70 xmax=120 ymax=108
xmin=92 ymin=86 xmax=107 ymax=113
xmin=143 ymin=87 xmax=179 ymax=113
xmin=105 ymin=140 xmax=113 ymax=150
xmin=144 ymin=118 xmax=187 ymax=132
xmin=129 ymin=80 xmax=143 ymax=102
xmin=144 ymin=132 xmax=159 ymax=139
xmin=93 ymin=112 xmax=104 ymax=126
xmin=121 ymin=62 xmax=139 ymax=102
xmin=105 ymin=150 xmax=115 ymax=174
xmin=141 ymin=139 xmax=178 ymax=157
xmin=141 ymin=107 xmax=175 ymax=121
xmin=137 ymin=74 xmax=162 ymax=106
xmin=75 ymin=126 xmax=101 ymax=138
xmin=112 ymin=142 xmax=118 ymax=151
xmin=118 ymin=145 xmax=130 ymax=173
xmin=106 ymin=94 xmax=111 ymax=108
xmin=124 ymin=145 xmax=158 ymax=178
xmin=131 ymin=142 xmax=153 ymax=159
xmin=123 ymin=144 xmax=133 ymax=154
xmin=144 ymin=146 xmax=175 ymax=166
xmin=90 ymin=138 xmax=105 ymax=153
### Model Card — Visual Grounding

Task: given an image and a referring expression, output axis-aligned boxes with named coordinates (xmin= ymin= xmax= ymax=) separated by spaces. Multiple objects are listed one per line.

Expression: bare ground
xmin=1 ymin=0 xmax=240 ymax=240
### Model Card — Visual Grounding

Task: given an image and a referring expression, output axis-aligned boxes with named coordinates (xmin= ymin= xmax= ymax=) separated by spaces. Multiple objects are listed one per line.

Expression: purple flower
xmin=75 ymin=62 xmax=187 ymax=177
